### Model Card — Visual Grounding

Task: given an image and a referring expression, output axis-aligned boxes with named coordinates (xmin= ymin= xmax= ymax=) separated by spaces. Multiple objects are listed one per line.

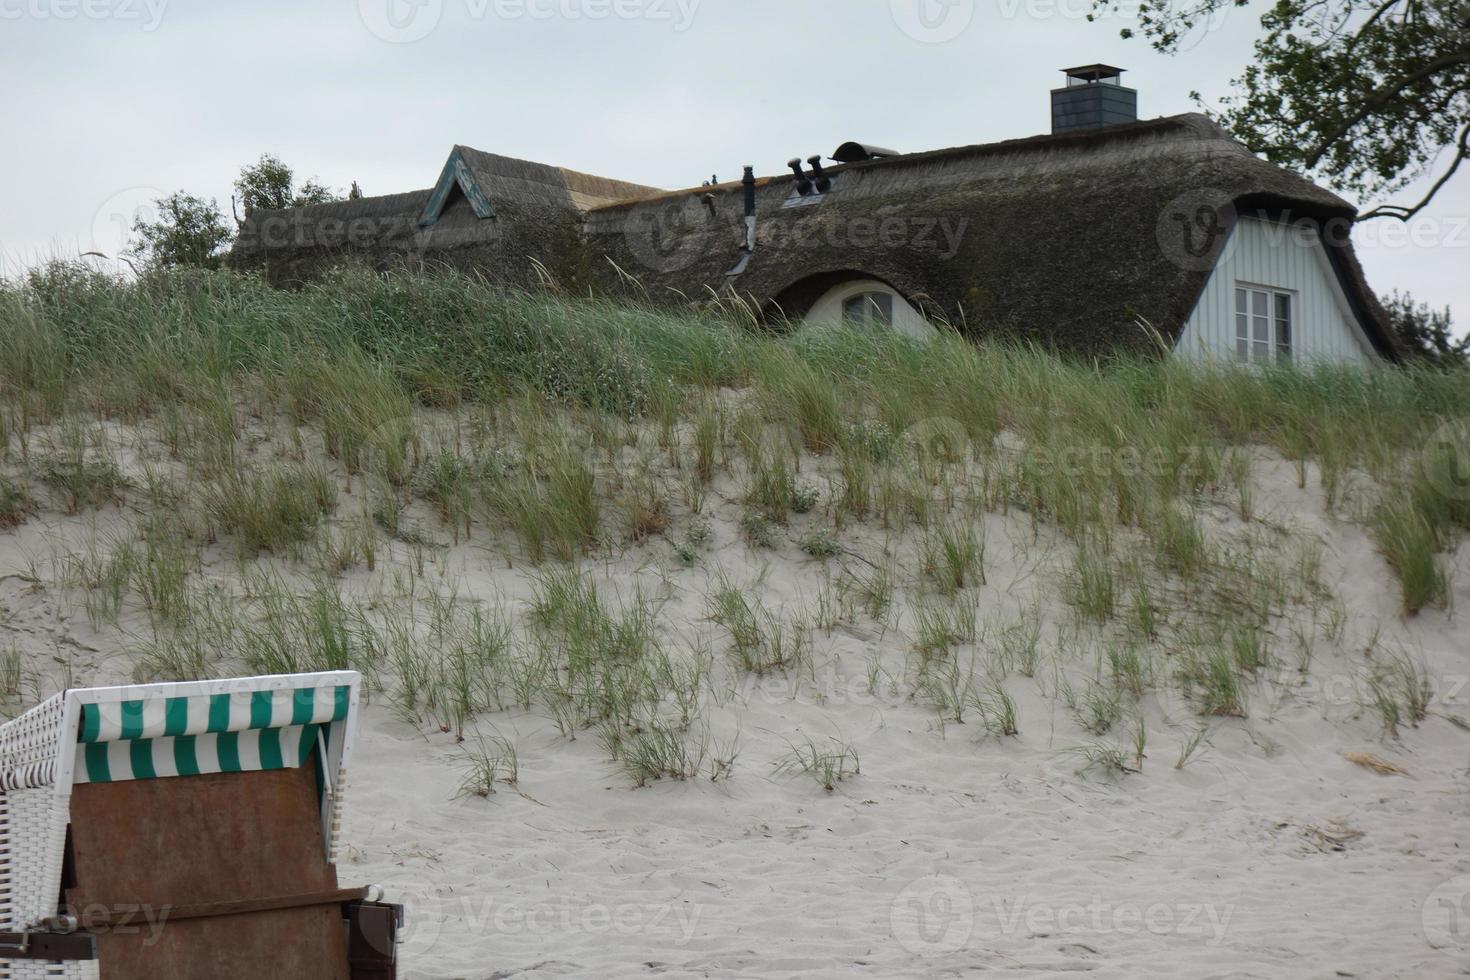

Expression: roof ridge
xmin=453 ymin=144 xmax=664 ymax=196
xmin=585 ymin=113 xmax=1247 ymax=213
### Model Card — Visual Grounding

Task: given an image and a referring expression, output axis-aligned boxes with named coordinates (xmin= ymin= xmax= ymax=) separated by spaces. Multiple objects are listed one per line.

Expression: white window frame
xmin=841 ymin=291 xmax=894 ymax=329
xmin=1234 ymin=283 xmax=1295 ymax=365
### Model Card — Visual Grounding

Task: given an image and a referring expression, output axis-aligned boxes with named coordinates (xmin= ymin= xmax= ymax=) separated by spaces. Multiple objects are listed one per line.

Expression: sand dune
xmin=0 ymin=411 xmax=1466 ymax=980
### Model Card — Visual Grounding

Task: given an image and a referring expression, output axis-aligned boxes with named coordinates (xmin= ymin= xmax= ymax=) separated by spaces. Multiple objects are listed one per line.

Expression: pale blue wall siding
xmin=1174 ymin=218 xmax=1379 ymax=366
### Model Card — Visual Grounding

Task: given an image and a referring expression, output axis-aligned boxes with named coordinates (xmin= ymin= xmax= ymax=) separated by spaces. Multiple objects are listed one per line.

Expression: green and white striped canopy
xmin=73 ymin=685 xmax=350 ymax=785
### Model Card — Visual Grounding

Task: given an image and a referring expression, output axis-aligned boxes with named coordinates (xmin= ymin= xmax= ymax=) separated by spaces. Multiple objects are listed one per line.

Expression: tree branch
xmin=1306 ymin=50 xmax=1470 ymax=167
xmin=1359 ymin=122 xmax=1470 ymax=220
xmin=1340 ymin=0 xmax=1410 ymax=52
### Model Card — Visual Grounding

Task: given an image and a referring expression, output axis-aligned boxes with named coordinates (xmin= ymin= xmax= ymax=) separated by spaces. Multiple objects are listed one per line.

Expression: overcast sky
xmin=2 ymin=0 xmax=1465 ymax=327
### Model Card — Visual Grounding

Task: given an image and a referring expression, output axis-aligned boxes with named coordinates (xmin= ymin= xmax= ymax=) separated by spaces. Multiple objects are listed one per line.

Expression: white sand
xmin=2 ymin=437 xmax=1468 ymax=979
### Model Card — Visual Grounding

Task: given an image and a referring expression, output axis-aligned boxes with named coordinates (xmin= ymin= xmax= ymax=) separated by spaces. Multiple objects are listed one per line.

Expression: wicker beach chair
xmin=0 ymin=671 xmax=399 ymax=979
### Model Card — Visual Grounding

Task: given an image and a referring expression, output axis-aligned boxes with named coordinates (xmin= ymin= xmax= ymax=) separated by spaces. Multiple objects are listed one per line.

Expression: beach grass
xmin=4 ymin=260 xmax=1468 ymax=786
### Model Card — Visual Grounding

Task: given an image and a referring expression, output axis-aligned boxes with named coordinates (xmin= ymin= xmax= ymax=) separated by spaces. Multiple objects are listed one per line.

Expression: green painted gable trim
xmin=419 ymin=148 xmax=496 ymax=227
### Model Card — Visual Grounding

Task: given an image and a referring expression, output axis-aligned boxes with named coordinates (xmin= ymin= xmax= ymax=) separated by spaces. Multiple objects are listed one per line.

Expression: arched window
xmin=804 ymin=279 xmax=933 ymax=341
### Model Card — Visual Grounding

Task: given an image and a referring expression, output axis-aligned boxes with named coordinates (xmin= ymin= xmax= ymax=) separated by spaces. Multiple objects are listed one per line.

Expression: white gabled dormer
xmin=1176 ymin=216 xmax=1382 ymax=367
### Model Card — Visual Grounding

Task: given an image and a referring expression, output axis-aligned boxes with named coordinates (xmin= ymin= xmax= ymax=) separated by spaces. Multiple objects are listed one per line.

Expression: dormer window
xmin=842 ymin=291 xmax=894 ymax=328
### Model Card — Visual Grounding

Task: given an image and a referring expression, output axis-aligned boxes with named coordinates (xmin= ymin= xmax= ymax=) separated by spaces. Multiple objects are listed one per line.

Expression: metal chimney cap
xmin=1062 ymin=63 xmax=1125 ymax=80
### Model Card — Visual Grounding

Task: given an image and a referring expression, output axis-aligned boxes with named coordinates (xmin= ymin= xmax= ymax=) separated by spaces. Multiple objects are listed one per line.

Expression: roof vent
xmin=1051 ymin=64 xmax=1137 ymax=134
xmin=788 ymin=158 xmax=815 ymax=197
xmin=807 ymin=156 xmax=832 ymax=195
xmin=831 ymin=142 xmax=900 ymax=164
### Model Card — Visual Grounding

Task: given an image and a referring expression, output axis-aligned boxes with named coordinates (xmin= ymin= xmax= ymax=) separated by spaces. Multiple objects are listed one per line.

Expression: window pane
xmin=842 ymin=296 xmax=865 ymax=323
xmin=871 ymin=293 xmax=894 ymax=325
xmin=1235 ymin=313 xmax=1248 ymax=340
xmin=1251 ymin=291 xmax=1268 ymax=317
xmin=1235 ymin=288 xmax=1247 ymax=315
xmin=1274 ymin=292 xmax=1291 ymax=360
xmin=1253 ymin=315 xmax=1269 ymax=342
xmin=1255 ymin=339 xmax=1270 ymax=360
xmin=1237 ymin=337 xmax=1249 ymax=362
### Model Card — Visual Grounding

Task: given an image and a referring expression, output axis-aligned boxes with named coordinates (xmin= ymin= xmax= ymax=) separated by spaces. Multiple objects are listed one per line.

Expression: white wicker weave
xmin=0 ymin=692 xmax=72 ymax=937
xmin=0 ymin=786 xmax=87 ymax=979
xmin=0 ymin=696 xmax=64 ymax=792
xmin=0 ymin=959 xmax=98 ymax=980
xmin=0 ymin=789 xmax=65 ymax=932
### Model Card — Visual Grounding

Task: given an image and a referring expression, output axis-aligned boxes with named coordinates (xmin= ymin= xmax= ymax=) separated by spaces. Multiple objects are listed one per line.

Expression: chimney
xmin=1051 ymin=65 xmax=1137 ymax=134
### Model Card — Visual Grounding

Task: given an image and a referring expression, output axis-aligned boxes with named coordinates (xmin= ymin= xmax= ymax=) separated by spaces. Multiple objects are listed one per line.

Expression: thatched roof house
xmin=232 ymin=68 xmax=1399 ymax=365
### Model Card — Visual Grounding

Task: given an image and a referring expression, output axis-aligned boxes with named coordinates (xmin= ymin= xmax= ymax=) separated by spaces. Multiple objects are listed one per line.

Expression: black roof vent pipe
xmin=726 ymin=165 xmax=757 ymax=277
xmin=807 ymin=156 xmax=831 ymax=195
xmin=743 ymin=165 xmax=757 ymax=247
xmin=788 ymin=158 xmax=814 ymax=196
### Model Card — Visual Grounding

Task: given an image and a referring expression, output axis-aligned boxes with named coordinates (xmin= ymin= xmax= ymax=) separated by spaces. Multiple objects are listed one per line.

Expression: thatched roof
xmin=583 ymin=114 xmax=1399 ymax=360
xmin=452 ymin=146 xmax=662 ymax=211
xmin=231 ymin=147 xmax=662 ymax=289
xmin=230 ymin=117 xmax=1400 ymax=361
